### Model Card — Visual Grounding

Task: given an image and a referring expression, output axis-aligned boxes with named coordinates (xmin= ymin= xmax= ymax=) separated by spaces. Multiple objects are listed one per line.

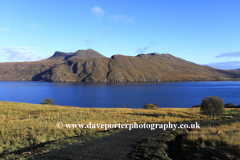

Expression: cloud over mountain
xmin=215 ymin=52 xmax=240 ymax=58
xmin=205 ymin=61 xmax=240 ymax=70
xmin=136 ymin=47 xmax=149 ymax=54
xmin=1 ymin=46 xmax=46 ymax=62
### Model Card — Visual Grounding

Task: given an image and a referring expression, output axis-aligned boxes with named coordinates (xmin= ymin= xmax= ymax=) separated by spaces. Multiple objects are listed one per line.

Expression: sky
xmin=0 ymin=0 xmax=240 ymax=69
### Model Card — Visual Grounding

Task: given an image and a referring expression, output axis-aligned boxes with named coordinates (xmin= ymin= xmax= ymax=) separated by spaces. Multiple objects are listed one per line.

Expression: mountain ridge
xmin=42 ymin=49 xmax=106 ymax=62
xmin=1 ymin=49 xmax=240 ymax=82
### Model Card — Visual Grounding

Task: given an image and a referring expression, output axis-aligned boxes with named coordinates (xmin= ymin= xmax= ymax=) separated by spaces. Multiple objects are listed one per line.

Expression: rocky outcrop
xmin=37 ymin=58 xmax=110 ymax=82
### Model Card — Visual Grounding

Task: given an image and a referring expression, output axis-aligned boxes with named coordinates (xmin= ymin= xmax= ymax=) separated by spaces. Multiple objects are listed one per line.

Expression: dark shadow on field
xmin=169 ymin=138 xmax=238 ymax=160
xmin=0 ymin=139 xmax=57 ymax=157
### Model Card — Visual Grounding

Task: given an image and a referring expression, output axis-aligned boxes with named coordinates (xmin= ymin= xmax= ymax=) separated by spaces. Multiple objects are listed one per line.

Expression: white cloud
xmin=90 ymin=6 xmax=104 ymax=20
xmin=0 ymin=46 xmax=47 ymax=62
xmin=110 ymin=15 xmax=134 ymax=26
xmin=0 ymin=28 xmax=10 ymax=32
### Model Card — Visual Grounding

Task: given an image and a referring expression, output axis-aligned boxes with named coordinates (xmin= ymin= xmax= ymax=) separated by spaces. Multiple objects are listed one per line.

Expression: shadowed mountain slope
xmin=0 ymin=61 xmax=59 ymax=81
xmin=0 ymin=50 xmax=240 ymax=82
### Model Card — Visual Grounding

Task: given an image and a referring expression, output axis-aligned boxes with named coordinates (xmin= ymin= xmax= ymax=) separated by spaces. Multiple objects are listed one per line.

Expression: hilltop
xmin=0 ymin=49 xmax=240 ymax=82
xmin=41 ymin=49 xmax=106 ymax=62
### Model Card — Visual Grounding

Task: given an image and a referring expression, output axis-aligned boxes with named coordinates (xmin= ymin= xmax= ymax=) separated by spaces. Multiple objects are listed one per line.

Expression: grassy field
xmin=0 ymin=101 xmax=239 ymax=159
xmin=131 ymin=121 xmax=240 ymax=160
xmin=183 ymin=121 xmax=240 ymax=159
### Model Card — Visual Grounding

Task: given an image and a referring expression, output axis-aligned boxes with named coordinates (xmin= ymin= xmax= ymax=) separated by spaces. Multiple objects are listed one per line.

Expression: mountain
xmin=69 ymin=49 xmax=106 ymax=60
xmin=0 ymin=50 xmax=240 ymax=82
xmin=42 ymin=49 xmax=106 ymax=62
xmin=0 ymin=61 xmax=59 ymax=81
xmin=34 ymin=52 xmax=240 ymax=82
xmin=43 ymin=51 xmax=74 ymax=62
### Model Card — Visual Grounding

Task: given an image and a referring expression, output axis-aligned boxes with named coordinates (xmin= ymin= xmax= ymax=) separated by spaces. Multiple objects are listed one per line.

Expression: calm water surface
xmin=0 ymin=81 xmax=240 ymax=108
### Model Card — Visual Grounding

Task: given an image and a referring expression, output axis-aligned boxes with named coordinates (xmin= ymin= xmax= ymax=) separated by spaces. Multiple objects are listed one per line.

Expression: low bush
xmin=40 ymin=98 xmax=55 ymax=105
xmin=200 ymin=96 xmax=224 ymax=117
xmin=142 ymin=103 xmax=159 ymax=109
xmin=224 ymin=103 xmax=235 ymax=108
xmin=191 ymin=104 xmax=201 ymax=108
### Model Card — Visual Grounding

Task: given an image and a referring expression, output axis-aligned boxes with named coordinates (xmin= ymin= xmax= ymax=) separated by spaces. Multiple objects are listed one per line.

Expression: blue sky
xmin=0 ymin=0 xmax=240 ymax=69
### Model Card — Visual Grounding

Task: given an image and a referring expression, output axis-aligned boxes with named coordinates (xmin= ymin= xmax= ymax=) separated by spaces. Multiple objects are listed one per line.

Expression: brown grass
xmin=0 ymin=101 xmax=237 ymax=155
xmin=185 ymin=121 xmax=240 ymax=158
xmin=186 ymin=122 xmax=240 ymax=147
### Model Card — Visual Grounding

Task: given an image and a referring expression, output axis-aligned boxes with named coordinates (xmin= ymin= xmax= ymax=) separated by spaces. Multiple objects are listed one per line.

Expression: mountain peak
xmin=72 ymin=49 xmax=106 ymax=59
xmin=136 ymin=52 xmax=166 ymax=58
xmin=43 ymin=49 xmax=107 ymax=62
xmin=52 ymin=51 xmax=73 ymax=57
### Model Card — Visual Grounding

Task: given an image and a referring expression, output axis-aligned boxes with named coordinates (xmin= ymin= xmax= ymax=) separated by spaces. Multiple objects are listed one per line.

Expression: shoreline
xmin=0 ymin=78 xmax=240 ymax=83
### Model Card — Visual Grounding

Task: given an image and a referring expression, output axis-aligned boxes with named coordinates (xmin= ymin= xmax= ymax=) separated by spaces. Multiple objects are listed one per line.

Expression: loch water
xmin=0 ymin=81 xmax=240 ymax=108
